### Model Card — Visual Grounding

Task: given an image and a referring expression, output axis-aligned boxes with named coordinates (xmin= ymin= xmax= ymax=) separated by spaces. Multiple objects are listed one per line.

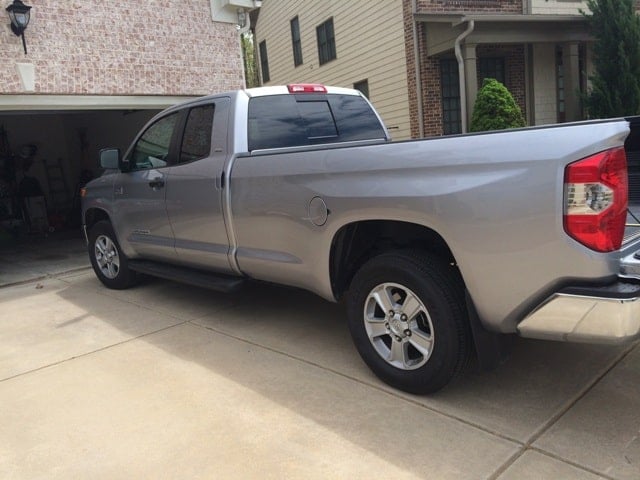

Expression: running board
xmin=128 ymin=260 xmax=245 ymax=293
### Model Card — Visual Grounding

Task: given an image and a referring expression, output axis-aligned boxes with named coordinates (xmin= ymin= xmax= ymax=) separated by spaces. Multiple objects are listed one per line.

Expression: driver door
xmin=112 ymin=112 xmax=180 ymax=261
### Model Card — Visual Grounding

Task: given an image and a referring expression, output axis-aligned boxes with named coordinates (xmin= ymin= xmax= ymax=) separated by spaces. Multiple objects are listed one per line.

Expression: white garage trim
xmin=0 ymin=95 xmax=200 ymax=111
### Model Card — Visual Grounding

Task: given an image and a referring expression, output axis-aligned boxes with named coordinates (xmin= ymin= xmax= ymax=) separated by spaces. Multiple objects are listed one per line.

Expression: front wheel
xmin=88 ymin=220 xmax=138 ymax=289
xmin=346 ymin=251 xmax=471 ymax=394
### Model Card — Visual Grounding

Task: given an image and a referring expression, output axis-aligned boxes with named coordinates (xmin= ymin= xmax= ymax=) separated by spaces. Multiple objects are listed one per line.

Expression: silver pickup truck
xmin=81 ymin=84 xmax=640 ymax=394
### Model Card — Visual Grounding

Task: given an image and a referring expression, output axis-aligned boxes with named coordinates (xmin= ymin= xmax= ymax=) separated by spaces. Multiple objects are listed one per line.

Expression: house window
xmin=291 ymin=16 xmax=303 ymax=67
xmin=316 ymin=18 xmax=336 ymax=65
xmin=353 ymin=79 xmax=369 ymax=98
xmin=556 ymin=46 xmax=565 ymax=122
xmin=440 ymin=59 xmax=461 ymax=135
xmin=259 ymin=40 xmax=270 ymax=83
xmin=479 ymin=57 xmax=505 ymax=85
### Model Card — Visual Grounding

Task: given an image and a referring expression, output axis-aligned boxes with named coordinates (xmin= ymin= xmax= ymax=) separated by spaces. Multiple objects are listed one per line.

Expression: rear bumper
xmin=517 ymin=282 xmax=640 ymax=344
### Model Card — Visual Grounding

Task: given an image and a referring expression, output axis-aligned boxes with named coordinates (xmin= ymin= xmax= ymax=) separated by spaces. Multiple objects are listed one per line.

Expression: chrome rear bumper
xmin=620 ymin=249 xmax=640 ymax=279
xmin=517 ymin=282 xmax=640 ymax=344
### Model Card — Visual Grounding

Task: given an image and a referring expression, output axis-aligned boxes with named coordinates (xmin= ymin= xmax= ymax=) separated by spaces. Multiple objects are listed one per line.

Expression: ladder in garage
xmin=44 ymin=158 xmax=71 ymax=212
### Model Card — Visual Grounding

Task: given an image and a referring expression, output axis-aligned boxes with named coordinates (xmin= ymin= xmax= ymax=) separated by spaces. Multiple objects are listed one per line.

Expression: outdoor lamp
xmin=6 ymin=0 xmax=32 ymax=55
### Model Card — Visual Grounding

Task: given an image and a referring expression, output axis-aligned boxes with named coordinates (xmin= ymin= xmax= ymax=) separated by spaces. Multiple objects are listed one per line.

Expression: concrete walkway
xmin=0 ymin=270 xmax=638 ymax=479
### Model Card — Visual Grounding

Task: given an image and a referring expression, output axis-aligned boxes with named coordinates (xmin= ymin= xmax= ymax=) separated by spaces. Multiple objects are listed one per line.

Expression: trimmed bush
xmin=470 ymin=78 xmax=526 ymax=132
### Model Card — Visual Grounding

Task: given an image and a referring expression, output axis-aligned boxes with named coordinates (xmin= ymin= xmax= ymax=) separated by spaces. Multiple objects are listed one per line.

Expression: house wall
xmin=404 ymin=0 xmax=595 ymax=137
xmin=404 ymin=25 xmax=528 ymax=137
xmin=255 ymin=0 xmax=412 ymax=140
xmin=405 ymin=0 xmax=526 ymax=138
xmin=0 ymin=0 xmax=244 ymax=96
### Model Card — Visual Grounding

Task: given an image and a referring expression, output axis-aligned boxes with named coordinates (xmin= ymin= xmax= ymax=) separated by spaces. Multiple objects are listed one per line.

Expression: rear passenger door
xmin=165 ymin=98 xmax=233 ymax=273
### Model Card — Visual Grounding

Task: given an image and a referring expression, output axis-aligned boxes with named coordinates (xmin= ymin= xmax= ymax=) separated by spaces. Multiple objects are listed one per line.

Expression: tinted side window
xmin=328 ymin=95 xmax=386 ymax=141
xmin=248 ymin=94 xmax=385 ymax=151
xmin=180 ymin=105 xmax=214 ymax=164
xmin=130 ymin=113 xmax=179 ymax=170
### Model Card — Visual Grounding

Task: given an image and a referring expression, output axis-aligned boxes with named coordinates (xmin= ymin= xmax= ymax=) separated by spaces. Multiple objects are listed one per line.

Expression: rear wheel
xmin=88 ymin=220 xmax=138 ymax=289
xmin=346 ymin=250 xmax=471 ymax=394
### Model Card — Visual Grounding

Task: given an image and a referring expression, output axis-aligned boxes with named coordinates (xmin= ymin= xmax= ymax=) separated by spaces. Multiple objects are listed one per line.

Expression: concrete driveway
xmin=0 ymin=270 xmax=638 ymax=479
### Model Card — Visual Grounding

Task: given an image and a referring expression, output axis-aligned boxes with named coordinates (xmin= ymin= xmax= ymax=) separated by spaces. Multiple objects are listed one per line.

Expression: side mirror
xmin=99 ymin=148 xmax=121 ymax=170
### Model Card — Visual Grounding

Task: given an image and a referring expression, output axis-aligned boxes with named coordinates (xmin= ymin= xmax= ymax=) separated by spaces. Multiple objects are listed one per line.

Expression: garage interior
xmin=0 ymin=108 xmax=159 ymax=286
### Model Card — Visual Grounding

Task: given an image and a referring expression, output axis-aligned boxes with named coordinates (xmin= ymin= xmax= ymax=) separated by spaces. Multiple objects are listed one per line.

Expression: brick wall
xmin=0 ymin=0 xmax=244 ymax=96
xmin=404 ymin=3 xmax=418 ymax=138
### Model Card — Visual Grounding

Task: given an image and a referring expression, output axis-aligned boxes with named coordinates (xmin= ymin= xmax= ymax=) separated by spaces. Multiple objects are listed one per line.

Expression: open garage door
xmin=0 ymin=109 xmax=160 ymax=235
xmin=0 ymin=95 xmax=195 ymax=284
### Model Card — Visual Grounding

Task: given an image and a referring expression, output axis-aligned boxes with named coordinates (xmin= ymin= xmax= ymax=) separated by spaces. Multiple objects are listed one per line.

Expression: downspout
xmin=412 ymin=0 xmax=424 ymax=138
xmin=454 ymin=20 xmax=475 ymax=133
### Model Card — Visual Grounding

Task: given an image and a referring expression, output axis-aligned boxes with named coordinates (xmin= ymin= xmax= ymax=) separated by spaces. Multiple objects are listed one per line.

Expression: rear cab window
xmin=248 ymin=93 xmax=386 ymax=151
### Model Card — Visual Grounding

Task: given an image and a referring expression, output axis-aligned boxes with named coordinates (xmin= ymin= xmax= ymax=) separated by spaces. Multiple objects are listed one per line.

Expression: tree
xmin=583 ymin=0 xmax=640 ymax=118
xmin=241 ymin=32 xmax=260 ymax=88
xmin=470 ymin=78 xmax=526 ymax=132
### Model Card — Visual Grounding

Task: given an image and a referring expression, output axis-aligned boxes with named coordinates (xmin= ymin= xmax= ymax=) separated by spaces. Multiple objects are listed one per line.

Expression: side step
xmin=129 ymin=260 xmax=245 ymax=293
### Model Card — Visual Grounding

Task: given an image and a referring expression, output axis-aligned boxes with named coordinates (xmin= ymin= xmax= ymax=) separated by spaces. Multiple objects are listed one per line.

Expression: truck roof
xmin=161 ymin=84 xmax=364 ymax=114
xmin=243 ymin=85 xmax=362 ymax=97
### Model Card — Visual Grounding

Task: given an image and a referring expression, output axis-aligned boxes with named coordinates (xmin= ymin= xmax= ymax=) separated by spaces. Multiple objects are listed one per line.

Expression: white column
xmin=563 ymin=42 xmax=581 ymax=121
xmin=464 ymin=43 xmax=478 ymax=128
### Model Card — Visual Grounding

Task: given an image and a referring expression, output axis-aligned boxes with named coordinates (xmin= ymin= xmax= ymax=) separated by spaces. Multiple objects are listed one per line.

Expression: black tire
xmin=346 ymin=250 xmax=471 ymax=394
xmin=88 ymin=220 xmax=138 ymax=289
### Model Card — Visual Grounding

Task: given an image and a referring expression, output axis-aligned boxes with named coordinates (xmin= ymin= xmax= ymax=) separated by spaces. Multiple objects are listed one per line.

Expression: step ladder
xmin=44 ymin=158 xmax=71 ymax=212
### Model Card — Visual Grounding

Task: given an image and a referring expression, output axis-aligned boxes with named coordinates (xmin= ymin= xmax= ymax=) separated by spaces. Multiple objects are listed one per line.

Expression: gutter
xmin=454 ymin=20 xmax=475 ymax=133
xmin=412 ymin=0 xmax=424 ymax=138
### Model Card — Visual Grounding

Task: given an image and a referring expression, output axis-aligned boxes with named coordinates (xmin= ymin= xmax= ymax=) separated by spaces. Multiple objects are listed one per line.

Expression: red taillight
xmin=287 ymin=83 xmax=327 ymax=93
xmin=564 ymin=147 xmax=628 ymax=252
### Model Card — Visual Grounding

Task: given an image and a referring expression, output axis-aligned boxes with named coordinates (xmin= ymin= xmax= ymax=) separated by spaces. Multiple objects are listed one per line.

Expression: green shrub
xmin=470 ymin=78 xmax=526 ymax=132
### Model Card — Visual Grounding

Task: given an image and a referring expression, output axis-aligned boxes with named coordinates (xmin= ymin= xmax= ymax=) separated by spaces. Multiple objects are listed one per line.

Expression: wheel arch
xmin=329 ymin=220 xmax=459 ymax=300
xmin=330 ymin=219 xmax=511 ymax=373
xmin=84 ymin=207 xmax=111 ymax=233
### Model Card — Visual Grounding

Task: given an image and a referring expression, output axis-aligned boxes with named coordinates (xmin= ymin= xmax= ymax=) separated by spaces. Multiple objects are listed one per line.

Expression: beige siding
xmin=255 ymin=0 xmax=411 ymax=140
xmin=531 ymin=0 xmax=588 ymax=15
